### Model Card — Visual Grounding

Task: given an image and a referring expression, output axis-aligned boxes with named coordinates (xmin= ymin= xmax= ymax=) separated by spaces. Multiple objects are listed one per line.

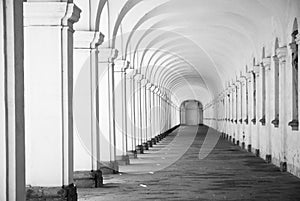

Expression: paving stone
xmin=78 ymin=125 xmax=300 ymax=201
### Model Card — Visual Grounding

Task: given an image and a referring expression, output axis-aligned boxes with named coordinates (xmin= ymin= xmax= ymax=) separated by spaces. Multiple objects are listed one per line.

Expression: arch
xmin=180 ymin=100 xmax=203 ymax=125
xmin=95 ymin=0 xmax=108 ymax=31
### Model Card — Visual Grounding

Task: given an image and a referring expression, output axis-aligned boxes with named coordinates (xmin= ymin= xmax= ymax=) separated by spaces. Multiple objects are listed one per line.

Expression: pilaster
xmin=97 ymin=48 xmax=119 ymax=173
xmin=145 ymin=83 xmax=153 ymax=144
xmin=73 ymin=30 xmax=104 ymax=187
xmin=140 ymin=79 xmax=149 ymax=150
xmin=124 ymin=68 xmax=137 ymax=157
xmin=24 ymin=2 xmax=81 ymax=200
xmin=133 ymin=74 xmax=144 ymax=153
xmin=271 ymin=55 xmax=280 ymax=127
xmin=114 ymin=60 xmax=130 ymax=165
xmin=276 ymin=46 xmax=288 ymax=166
xmin=0 ymin=0 xmax=25 ymax=200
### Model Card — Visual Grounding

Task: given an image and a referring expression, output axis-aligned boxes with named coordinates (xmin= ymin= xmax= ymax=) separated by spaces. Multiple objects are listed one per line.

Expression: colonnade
xmin=2 ymin=0 xmax=299 ymax=200
xmin=0 ymin=1 xmax=180 ymax=200
xmin=204 ymin=21 xmax=300 ymax=178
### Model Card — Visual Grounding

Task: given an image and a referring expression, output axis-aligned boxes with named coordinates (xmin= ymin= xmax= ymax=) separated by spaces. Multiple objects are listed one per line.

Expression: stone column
xmin=160 ymin=91 xmax=165 ymax=133
xmin=297 ymin=34 xmax=300 ymax=131
xmin=271 ymin=55 xmax=280 ymax=127
xmin=288 ymin=36 xmax=299 ymax=130
xmin=253 ymin=64 xmax=260 ymax=156
xmin=236 ymin=81 xmax=241 ymax=145
xmin=114 ymin=60 xmax=130 ymax=165
xmin=225 ymin=91 xmax=229 ymax=136
xmin=0 ymin=0 xmax=25 ymax=200
xmin=232 ymin=85 xmax=237 ymax=142
xmin=24 ymin=2 xmax=80 ymax=200
xmin=140 ymin=79 xmax=148 ymax=150
xmin=259 ymin=61 xmax=266 ymax=126
xmin=154 ymin=87 xmax=160 ymax=138
xmin=247 ymin=71 xmax=254 ymax=152
xmin=239 ymin=80 xmax=244 ymax=125
xmin=125 ymin=69 xmax=137 ymax=158
xmin=72 ymin=31 xmax=104 ymax=188
xmin=157 ymin=90 xmax=163 ymax=134
xmin=240 ymin=76 xmax=247 ymax=148
xmin=229 ymin=87 xmax=233 ymax=138
xmin=98 ymin=48 xmax=119 ymax=173
xmin=262 ymin=57 xmax=272 ymax=163
xmin=276 ymin=46 xmax=288 ymax=171
xmin=150 ymin=85 xmax=158 ymax=144
xmin=228 ymin=88 xmax=232 ymax=135
xmin=133 ymin=74 xmax=144 ymax=153
xmin=145 ymin=83 xmax=153 ymax=147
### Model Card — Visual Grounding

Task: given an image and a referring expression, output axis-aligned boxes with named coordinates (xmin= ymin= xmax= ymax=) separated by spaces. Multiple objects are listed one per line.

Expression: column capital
xmin=145 ymin=83 xmax=152 ymax=90
xmin=231 ymin=84 xmax=237 ymax=92
xmin=24 ymin=2 xmax=81 ymax=29
xmin=134 ymin=74 xmax=144 ymax=82
xmin=98 ymin=48 xmax=118 ymax=63
xmin=126 ymin=69 xmax=136 ymax=79
xmin=74 ymin=31 xmax=104 ymax=49
xmin=296 ymin=33 xmax=300 ymax=45
xmin=114 ymin=60 xmax=130 ymax=72
xmin=239 ymin=74 xmax=247 ymax=81
xmin=273 ymin=55 xmax=279 ymax=63
xmin=253 ymin=64 xmax=260 ymax=75
xmin=246 ymin=70 xmax=253 ymax=80
xmin=158 ymin=90 xmax=162 ymax=96
xmin=262 ymin=57 xmax=271 ymax=71
xmin=141 ymin=79 xmax=149 ymax=87
xmin=276 ymin=46 xmax=287 ymax=63
xmin=150 ymin=85 xmax=156 ymax=92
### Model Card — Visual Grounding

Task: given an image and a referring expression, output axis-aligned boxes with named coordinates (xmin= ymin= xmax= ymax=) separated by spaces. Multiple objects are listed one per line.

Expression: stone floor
xmin=78 ymin=125 xmax=300 ymax=201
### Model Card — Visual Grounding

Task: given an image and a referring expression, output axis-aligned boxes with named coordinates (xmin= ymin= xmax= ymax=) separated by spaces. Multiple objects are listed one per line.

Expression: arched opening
xmin=180 ymin=100 xmax=203 ymax=125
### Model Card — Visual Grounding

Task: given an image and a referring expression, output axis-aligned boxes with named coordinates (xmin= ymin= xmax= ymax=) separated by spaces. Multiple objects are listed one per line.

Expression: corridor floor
xmin=78 ymin=125 xmax=300 ymax=201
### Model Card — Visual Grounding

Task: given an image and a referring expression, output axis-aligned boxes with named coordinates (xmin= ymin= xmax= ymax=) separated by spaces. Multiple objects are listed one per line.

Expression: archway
xmin=180 ymin=100 xmax=203 ymax=125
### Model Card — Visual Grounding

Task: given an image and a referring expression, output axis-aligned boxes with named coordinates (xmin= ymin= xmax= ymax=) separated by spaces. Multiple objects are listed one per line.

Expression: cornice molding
xmin=24 ymin=2 xmax=81 ymax=29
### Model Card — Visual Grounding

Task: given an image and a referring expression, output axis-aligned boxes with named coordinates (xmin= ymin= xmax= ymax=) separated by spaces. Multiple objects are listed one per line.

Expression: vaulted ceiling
xmin=75 ymin=0 xmax=299 ymax=106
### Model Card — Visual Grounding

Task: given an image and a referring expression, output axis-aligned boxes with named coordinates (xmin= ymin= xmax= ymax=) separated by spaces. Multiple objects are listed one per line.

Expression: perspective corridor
xmin=0 ymin=0 xmax=300 ymax=200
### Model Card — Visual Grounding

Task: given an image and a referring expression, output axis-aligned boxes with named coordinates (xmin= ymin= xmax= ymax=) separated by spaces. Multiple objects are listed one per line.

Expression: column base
xmin=116 ymin=155 xmax=130 ymax=165
xmin=229 ymin=136 xmax=232 ymax=141
xmin=236 ymin=140 xmax=240 ymax=146
xmin=288 ymin=119 xmax=299 ymax=131
xmin=147 ymin=140 xmax=153 ymax=147
xmin=136 ymin=145 xmax=144 ymax=154
xmin=73 ymin=170 xmax=103 ymax=188
xmin=241 ymin=142 xmax=245 ymax=150
xmin=265 ymin=154 xmax=272 ymax=163
xmin=142 ymin=142 xmax=149 ymax=150
xmin=127 ymin=150 xmax=137 ymax=159
xmin=99 ymin=161 xmax=119 ymax=174
xmin=280 ymin=161 xmax=287 ymax=172
xmin=159 ymin=134 xmax=163 ymax=140
xmin=155 ymin=136 xmax=160 ymax=143
xmin=232 ymin=138 xmax=235 ymax=144
xmin=26 ymin=183 xmax=77 ymax=201
xmin=247 ymin=144 xmax=252 ymax=152
xmin=255 ymin=149 xmax=260 ymax=157
xmin=151 ymin=138 xmax=157 ymax=145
